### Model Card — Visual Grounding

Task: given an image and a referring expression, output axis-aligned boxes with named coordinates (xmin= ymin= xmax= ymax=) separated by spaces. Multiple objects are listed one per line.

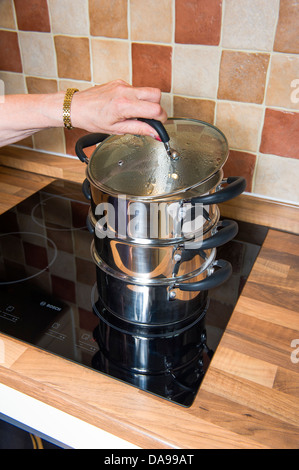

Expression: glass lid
xmin=88 ymin=118 xmax=229 ymax=198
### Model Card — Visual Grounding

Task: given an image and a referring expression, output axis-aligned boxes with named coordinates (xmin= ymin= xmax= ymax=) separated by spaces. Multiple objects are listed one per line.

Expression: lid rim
xmin=87 ymin=117 xmax=229 ymax=200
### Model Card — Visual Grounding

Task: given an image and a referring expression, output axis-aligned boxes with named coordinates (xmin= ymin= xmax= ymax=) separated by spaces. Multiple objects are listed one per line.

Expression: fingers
xmin=133 ymin=86 xmax=162 ymax=103
xmin=113 ymin=119 xmax=164 ymax=138
xmin=117 ymin=97 xmax=167 ymax=123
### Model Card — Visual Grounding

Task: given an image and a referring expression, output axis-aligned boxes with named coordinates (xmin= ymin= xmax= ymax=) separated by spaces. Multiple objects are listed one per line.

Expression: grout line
xmin=214 ymin=0 xmax=226 ymax=126
xmin=127 ymin=0 xmax=132 ymax=85
xmin=86 ymin=0 xmax=94 ymax=85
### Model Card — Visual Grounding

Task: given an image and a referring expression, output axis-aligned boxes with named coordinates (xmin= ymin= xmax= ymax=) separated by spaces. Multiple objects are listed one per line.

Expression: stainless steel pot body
xmin=92 ymin=244 xmax=232 ymax=324
xmin=84 ymin=170 xmax=222 ymax=243
xmin=88 ymin=209 xmax=238 ymax=281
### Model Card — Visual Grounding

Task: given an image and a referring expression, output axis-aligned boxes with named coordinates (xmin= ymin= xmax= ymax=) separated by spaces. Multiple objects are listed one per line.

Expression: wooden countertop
xmin=0 ymin=162 xmax=299 ymax=449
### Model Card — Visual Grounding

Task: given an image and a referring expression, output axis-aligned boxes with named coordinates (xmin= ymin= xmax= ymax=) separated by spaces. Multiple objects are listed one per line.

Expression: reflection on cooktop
xmin=0 ymin=180 xmax=268 ymax=406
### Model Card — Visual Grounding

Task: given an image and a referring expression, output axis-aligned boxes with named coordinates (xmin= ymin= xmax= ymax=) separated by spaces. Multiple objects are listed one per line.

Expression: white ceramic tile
xmin=173 ymin=45 xmax=221 ymax=98
xmin=254 ymin=154 xmax=299 ymax=203
xmin=18 ymin=32 xmax=57 ymax=77
xmin=48 ymin=0 xmax=89 ymax=35
xmin=222 ymin=0 xmax=280 ymax=51
xmin=91 ymin=39 xmax=130 ymax=84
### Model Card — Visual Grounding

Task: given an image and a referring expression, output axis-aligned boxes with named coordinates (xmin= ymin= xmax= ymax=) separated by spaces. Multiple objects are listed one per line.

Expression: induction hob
xmin=0 ymin=180 xmax=268 ymax=406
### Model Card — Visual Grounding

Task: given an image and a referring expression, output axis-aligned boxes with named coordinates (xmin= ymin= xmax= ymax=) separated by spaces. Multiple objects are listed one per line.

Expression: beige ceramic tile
xmin=130 ymin=0 xmax=173 ymax=43
xmin=26 ymin=76 xmax=58 ymax=94
xmin=58 ymin=79 xmax=92 ymax=92
xmin=33 ymin=127 xmax=65 ymax=154
xmin=222 ymin=0 xmax=279 ymax=51
xmin=0 ymin=0 xmax=16 ymax=29
xmin=218 ymin=51 xmax=270 ymax=104
xmin=0 ymin=71 xmax=26 ymax=94
xmin=266 ymin=54 xmax=299 ymax=110
xmin=173 ymin=45 xmax=221 ymax=98
xmin=18 ymin=32 xmax=57 ymax=77
xmin=254 ymin=154 xmax=299 ymax=203
xmin=91 ymin=39 xmax=130 ymax=84
xmin=48 ymin=0 xmax=89 ymax=35
xmin=161 ymin=92 xmax=172 ymax=117
xmin=216 ymin=101 xmax=264 ymax=152
xmin=173 ymin=96 xmax=215 ymax=123
xmin=54 ymin=35 xmax=91 ymax=81
xmin=89 ymin=0 xmax=128 ymax=39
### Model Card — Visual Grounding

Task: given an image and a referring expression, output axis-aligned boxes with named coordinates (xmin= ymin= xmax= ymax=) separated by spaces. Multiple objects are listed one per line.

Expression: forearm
xmin=0 ymin=81 xmax=167 ymax=148
xmin=0 ymin=92 xmax=64 ymax=147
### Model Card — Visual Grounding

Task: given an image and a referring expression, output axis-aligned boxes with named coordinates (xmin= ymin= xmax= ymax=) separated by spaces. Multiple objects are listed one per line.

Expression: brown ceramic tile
xmin=0 ymin=31 xmax=22 ymax=72
xmin=54 ymin=36 xmax=91 ymax=81
xmin=173 ymin=96 xmax=215 ymax=123
xmin=14 ymin=0 xmax=50 ymax=32
xmin=64 ymin=127 xmax=96 ymax=157
xmin=274 ymin=0 xmax=299 ymax=53
xmin=218 ymin=51 xmax=270 ymax=104
xmin=132 ymin=43 xmax=172 ymax=92
xmin=260 ymin=108 xmax=299 ymax=159
xmin=223 ymin=150 xmax=256 ymax=192
xmin=26 ymin=77 xmax=58 ymax=94
xmin=175 ymin=0 xmax=222 ymax=45
xmin=89 ymin=0 xmax=128 ymax=39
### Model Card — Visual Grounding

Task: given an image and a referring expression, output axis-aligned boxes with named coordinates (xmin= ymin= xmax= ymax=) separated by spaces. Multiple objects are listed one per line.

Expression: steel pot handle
xmin=137 ymin=118 xmax=170 ymax=143
xmin=75 ymin=133 xmax=110 ymax=164
xmin=190 ymin=176 xmax=246 ymax=205
xmin=176 ymin=259 xmax=232 ymax=292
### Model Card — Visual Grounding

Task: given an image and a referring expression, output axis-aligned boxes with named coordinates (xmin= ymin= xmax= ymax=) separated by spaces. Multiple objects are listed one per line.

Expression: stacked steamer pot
xmin=76 ymin=118 xmax=246 ymax=404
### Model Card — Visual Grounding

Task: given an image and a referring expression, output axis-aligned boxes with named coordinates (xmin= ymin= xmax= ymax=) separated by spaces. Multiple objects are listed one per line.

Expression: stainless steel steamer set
xmin=76 ymin=118 xmax=246 ymax=404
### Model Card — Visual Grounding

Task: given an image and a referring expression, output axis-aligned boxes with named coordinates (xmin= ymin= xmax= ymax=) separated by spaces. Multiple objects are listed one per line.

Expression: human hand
xmin=70 ymin=80 xmax=167 ymax=138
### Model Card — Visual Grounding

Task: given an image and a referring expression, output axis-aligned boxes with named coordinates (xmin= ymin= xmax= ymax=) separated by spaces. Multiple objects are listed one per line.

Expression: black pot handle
xmin=82 ymin=178 xmax=91 ymax=200
xmin=75 ymin=133 xmax=110 ymax=164
xmin=191 ymin=176 xmax=246 ymax=205
xmin=137 ymin=118 xmax=170 ymax=143
xmin=176 ymin=259 xmax=232 ymax=292
xmin=200 ymin=219 xmax=238 ymax=250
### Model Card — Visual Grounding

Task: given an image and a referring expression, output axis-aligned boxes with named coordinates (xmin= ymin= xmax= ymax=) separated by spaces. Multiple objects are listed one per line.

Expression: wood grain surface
xmin=0 ymin=166 xmax=299 ymax=448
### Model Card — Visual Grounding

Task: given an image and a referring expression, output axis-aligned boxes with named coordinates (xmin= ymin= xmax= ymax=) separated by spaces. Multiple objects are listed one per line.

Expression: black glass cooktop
xmin=0 ymin=180 xmax=268 ymax=406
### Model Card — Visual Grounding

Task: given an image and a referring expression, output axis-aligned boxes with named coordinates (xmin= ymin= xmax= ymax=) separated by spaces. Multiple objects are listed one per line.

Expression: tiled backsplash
xmin=0 ymin=0 xmax=298 ymax=204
